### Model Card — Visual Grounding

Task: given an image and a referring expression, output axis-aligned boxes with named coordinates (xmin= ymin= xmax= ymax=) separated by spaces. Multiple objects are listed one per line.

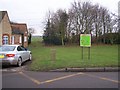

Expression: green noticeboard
xmin=80 ymin=34 xmax=91 ymax=47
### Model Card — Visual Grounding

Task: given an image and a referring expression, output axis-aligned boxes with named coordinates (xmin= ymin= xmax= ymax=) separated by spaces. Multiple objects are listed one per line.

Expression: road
xmin=2 ymin=70 xmax=119 ymax=88
xmin=1 ymin=61 xmax=119 ymax=89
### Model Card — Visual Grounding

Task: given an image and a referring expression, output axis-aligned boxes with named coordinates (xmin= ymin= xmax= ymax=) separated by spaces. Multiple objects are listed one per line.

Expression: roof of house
xmin=11 ymin=23 xmax=28 ymax=35
xmin=0 ymin=11 xmax=7 ymax=23
xmin=11 ymin=26 xmax=24 ymax=34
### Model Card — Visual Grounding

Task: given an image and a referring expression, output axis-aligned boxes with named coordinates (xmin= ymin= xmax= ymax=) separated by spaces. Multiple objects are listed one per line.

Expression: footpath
xmin=1 ymin=66 xmax=119 ymax=72
xmin=50 ymin=67 xmax=120 ymax=72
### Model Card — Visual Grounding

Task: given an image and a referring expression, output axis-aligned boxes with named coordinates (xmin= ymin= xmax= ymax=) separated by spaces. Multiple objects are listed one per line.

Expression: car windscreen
xmin=0 ymin=46 xmax=16 ymax=51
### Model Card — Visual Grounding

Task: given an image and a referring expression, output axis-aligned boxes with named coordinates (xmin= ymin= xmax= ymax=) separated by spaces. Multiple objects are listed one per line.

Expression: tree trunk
xmin=61 ymin=36 xmax=64 ymax=46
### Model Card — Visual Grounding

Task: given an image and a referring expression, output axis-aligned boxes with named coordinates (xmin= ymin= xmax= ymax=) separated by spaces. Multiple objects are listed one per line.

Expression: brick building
xmin=0 ymin=11 xmax=28 ymax=47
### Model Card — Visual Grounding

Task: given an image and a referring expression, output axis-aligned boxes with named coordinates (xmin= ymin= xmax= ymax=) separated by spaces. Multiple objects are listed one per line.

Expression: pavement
xmin=1 ymin=60 xmax=119 ymax=72
xmin=50 ymin=67 xmax=120 ymax=72
xmin=0 ymin=61 xmax=120 ymax=72
xmin=1 ymin=66 xmax=120 ymax=72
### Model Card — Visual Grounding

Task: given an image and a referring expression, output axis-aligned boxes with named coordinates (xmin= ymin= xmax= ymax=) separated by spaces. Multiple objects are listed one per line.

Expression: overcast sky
xmin=0 ymin=0 xmax=119 ymax=36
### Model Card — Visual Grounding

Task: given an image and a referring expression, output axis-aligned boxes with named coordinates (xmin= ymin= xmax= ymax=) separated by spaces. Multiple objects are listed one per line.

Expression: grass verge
xmin=28 ymin=37 xmax=118 ymax=71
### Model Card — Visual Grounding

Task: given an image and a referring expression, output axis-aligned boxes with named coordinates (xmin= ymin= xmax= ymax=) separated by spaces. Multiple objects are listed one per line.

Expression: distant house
xmin=11 ymin=23 xmax=28 ymax=47
xmin=0 ymin=11 xmax=28 ymax=47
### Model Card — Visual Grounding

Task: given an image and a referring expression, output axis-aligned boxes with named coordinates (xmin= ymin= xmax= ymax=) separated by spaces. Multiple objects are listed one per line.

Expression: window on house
xmin=11 ymin=36 xmax=15 ymax=44
xmin=19 ymin=36 xmax=22 ymax=43
xmin=3 ymin=35 xmax=9 ymax=45
xmin=24 ymin=36 xmax=27 ymax=42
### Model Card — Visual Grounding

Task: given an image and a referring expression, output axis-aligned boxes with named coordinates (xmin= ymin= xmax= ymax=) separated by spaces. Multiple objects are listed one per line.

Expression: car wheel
xmin=17 ymin=57 xmax=22 ymax=67
xmin=29 ymin=54 xmax=32 ymax=61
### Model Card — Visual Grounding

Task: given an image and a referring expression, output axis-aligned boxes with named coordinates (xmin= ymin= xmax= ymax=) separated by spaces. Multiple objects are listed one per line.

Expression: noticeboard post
xmin=80 ymin=34 xmax=91 ymax=60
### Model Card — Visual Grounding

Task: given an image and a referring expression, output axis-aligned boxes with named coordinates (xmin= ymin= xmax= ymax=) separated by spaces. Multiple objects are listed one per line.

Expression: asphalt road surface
xmin=2 ymin=70 xmax=119 ymax=88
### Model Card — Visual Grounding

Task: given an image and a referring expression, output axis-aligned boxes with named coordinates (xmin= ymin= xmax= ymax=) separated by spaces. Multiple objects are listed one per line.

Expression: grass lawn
xmin=28 ymin=37 xmax=118 ymax=71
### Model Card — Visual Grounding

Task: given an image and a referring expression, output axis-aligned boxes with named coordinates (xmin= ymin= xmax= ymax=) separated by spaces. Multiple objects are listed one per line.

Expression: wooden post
xmin=82 ymin=47 xmax=83 ymax=60
xmin=88 ymin=47 xmax=90 ymax=60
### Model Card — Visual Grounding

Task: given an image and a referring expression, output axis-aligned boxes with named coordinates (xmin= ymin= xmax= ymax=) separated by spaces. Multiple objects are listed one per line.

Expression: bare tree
xmin=28 ymin=27 xmax=35 ymax=34
xmin=43 ymin=1 xmax=118 ymax=45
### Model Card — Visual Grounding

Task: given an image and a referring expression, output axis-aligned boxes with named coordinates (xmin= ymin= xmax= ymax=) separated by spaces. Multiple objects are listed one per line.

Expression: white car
xmin=0 ymin=45 xmax=32 ymax=67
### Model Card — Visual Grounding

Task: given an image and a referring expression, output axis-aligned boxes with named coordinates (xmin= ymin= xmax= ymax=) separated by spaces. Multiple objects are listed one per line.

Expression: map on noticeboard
xmin=80 ymin=34 xmax=91 ymax=47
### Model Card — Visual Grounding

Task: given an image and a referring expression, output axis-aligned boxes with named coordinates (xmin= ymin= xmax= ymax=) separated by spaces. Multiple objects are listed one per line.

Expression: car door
xmin=21 ymin=47 xmax=30 ymax=60
xmin=17 ymin=46 xmax=27 ymax=62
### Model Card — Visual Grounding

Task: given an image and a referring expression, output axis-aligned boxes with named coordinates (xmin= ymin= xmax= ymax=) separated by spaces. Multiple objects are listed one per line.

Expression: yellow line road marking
xmin=40 ymin=72 xmax=84 ymax=84
xmin=19 ymin=72 xmax=41 ymax=85
xmin=18 ymin=72 xmax=84 ymax=85
xmin=84 ymin=73 xmax=119 ymax=84
xmin=100 ymin=78 xmax=120 ymax=83
xmin=6 ymin=71 xmax=119 ymax=86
